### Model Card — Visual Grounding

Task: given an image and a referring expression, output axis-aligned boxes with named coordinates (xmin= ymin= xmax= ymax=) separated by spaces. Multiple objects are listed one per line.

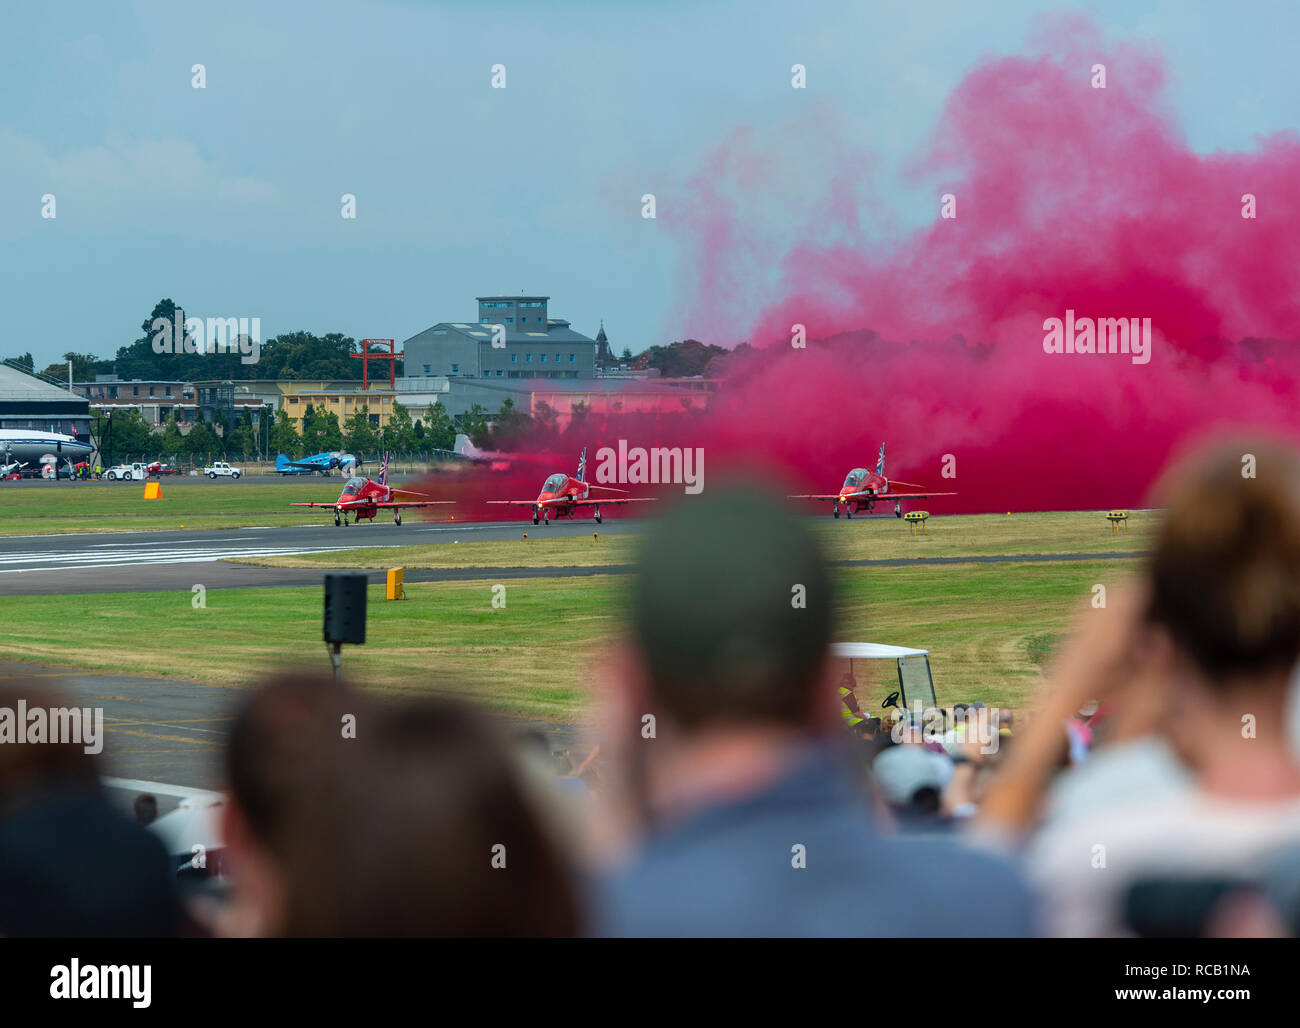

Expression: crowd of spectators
xmin=3 ymin=439 xmax=1300 ymax=936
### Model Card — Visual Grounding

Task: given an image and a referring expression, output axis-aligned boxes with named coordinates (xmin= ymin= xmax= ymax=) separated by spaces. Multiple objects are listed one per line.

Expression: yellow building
xmin=281 ymin=385 xmax=399 ymax=433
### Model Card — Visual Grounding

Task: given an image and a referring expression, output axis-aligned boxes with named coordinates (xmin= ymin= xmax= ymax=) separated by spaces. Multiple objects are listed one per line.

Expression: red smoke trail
xmin=426 ymin=17 xmax=1300 ymax=519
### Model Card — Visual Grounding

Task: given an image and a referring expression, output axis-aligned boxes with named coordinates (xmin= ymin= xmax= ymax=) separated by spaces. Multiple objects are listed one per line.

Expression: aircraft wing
xmin=788 ymin=494 xmax=844 ymax=501
xmin=561 ymin=497 xmax=657 ymax=507
xmin=486 ymin=500 xmax=544 ymax=507
xmin=872 ymin=491 xmax=958 ymax=500
xmin=368 ymin=500 xmax=454 ymax=509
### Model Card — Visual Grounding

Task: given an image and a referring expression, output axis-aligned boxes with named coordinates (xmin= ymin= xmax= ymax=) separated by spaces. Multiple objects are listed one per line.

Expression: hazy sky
xmin=4 ymin=0 xmax=1298 ymax=367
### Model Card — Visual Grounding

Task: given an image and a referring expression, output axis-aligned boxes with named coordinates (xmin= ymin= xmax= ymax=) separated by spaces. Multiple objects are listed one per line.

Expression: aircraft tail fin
xmin=379 ymin=452 xmax=390 ymax=486
xmin=876 ymin=443 xmax=886 ymax=477
xmin=454 ymin=433 xmax=481 ymax=458
xmin=276 ymin=454 xmax=290 ymax=471
xmin=576 ymin=446 xmax=587 ymax=483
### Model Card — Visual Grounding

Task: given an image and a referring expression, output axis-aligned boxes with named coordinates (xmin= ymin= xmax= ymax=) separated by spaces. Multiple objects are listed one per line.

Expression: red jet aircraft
xmin=790 ymin=443 xmax=956 ymax=519
xmin=487 ymin=447 xmax=655 ymax=525
xmin=291 ymin=454 xmax=451 ymax=526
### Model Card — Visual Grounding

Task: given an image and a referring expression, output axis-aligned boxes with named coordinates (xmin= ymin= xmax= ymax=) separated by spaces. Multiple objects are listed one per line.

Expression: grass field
xmin=0 ymin=549 xmax=1140 ymax=721
xmin=0 ymin=480 xmax=438 ymax=536
xmin=229 ymin=509 xmax=1153 ymax=570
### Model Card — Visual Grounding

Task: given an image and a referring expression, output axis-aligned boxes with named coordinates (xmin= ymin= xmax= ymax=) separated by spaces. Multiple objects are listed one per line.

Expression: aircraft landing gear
xmin=544 ymin=512 xmax=550 ymax=525
xmin=846 ymin=506 xmax=853 ymax=519
xmin=395 ymin=511 xmax=402 ymax=526
xmin=334 ymin=512 xmax=341 ymax=527
xmin=894 ymin=501 xmax=903 ymax=518
xmin=595 ymin=506 xmax=602 ymax=524
xmin=833 ymin=502 xmax=840 ymax=519
xmin=532 ymin=510 xmax=540 ymax=525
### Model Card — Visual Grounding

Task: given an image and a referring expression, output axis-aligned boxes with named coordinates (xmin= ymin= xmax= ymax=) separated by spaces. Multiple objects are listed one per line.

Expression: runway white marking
xmin=0 ymin=544 xmax=389 ymax=574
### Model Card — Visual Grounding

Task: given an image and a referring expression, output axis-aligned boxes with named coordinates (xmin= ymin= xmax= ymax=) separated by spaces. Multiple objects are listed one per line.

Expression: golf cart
xmin=831 ymin=642 xmax=938 ymax=713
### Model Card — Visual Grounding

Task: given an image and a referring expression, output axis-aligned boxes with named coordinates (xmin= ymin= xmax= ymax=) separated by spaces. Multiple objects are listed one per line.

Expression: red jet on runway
xmin=291 ymin=454 xmax=452 ymax=526
xmin=487 ymin=447 xmax=655 ymax=525
xmin=790 ymin=443 xmax=956 ymax=519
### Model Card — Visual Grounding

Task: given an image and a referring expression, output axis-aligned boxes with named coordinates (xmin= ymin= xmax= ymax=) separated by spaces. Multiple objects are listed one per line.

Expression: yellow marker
xmin=143 ymin=481 xmax=162 ymax=500
xmin=523 ymin=533 xmax=528 ymax=540
xmin=594 ymin=532 xmax=599 ymax=542
xmin=386 ymin=567 xmax=405 ymax=600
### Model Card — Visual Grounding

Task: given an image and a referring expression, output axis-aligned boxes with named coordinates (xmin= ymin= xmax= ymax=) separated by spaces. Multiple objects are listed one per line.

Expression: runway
xmin=0 ymin=510 xmax=1143 ymax=596
xmin=0 ymin=517 xmax=646 ymax=593
xmin=0 ymin=661 xmax=582 ymax=788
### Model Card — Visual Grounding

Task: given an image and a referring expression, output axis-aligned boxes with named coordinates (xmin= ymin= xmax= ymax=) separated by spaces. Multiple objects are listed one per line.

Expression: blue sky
xmin=3 ymin=0 xmax=1299 ymax=367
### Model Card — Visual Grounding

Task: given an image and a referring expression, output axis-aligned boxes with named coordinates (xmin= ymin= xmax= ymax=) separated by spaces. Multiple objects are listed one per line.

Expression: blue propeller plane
xmin=275 ymin=451 xmax=361 ymax=476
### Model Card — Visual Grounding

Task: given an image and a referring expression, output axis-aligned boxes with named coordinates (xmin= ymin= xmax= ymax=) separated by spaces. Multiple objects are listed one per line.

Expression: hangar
xmin=0 ymin=362 xmax=91 ymax=438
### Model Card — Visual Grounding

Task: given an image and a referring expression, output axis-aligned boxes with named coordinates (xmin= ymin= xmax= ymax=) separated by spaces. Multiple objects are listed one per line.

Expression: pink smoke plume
xmin=429 ymin=17 xmax=1300 ymax=519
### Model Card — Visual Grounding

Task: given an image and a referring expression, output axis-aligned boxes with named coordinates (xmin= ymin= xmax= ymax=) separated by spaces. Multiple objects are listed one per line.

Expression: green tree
xmin=316 ymin=410 xmax=344 ymax=451
xmin=383 ymin=401 xmax=416 ymax=454
xmin=183 ymin=421 xmax=221 ymax=462
xmin=271 ymin=408 xmax=300 ymax=456
xmin=344 ymin=405 xmax=379 ymax=456
xmin=460 ymin=403 xmax=490 ymax=447
xmin=488 ymin=397 xmax=532 ymax=448
xmin=105 ymin=408 xmax=154 ymax=461
xmin=159 ymin=413 xmax=184 ymax=458
xmin=421 ymin=402 xmax=456 ymax=452
xmin=299 ymin=404 xmax=322 ymax=453
xmin=5 ymin=352 xmax=34 ymax=373
xmin=227 ymin=409 xmax=256 ymax=460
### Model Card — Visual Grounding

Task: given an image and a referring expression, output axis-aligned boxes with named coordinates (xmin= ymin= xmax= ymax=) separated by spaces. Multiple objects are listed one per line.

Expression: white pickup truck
xmin=103 ymin=462 xmax=151 ymax=481
xmin=203 ymin=461 xmax=242 ymax=479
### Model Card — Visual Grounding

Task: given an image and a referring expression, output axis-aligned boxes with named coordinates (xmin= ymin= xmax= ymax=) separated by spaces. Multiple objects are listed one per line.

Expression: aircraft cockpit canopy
xmin=342 ymin=477 xmax=366 ymax=495
xmin=844 ymin=468 xmax=868 ymax=489
xmin=543 ymin=473 xmax=568 ymax=492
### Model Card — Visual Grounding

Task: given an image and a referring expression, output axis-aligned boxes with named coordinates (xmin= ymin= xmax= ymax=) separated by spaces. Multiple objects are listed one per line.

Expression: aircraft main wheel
xmin=846 ymin=508 xmax=853 ymax=519
xmin=532 ymin=515 xmax=539 ymax=525
xmin=595 ymin=513 xmax=602 ymax=524
xmin=395 ymin=512 xmax=402 ymax=526
xmin=544 ymin=514 xmax=550 ymax=524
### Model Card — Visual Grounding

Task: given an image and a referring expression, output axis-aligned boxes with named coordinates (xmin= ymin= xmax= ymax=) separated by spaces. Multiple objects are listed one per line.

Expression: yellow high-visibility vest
xmin=840 ymin=686 xmax=863 ymax=726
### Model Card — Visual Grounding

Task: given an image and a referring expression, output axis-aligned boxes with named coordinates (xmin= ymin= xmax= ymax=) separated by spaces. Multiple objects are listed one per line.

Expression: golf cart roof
xmin=832 ymin=642 xmax=929 ymax=659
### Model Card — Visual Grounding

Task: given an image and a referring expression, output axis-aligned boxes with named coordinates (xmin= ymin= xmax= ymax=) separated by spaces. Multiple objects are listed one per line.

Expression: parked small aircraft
xmin=290 ymin=454 xmax=451 ymax=525
xmin=789 ymin=444 xmax=956 ymax=518
xmin=486 ymin=447 xmax=655 ymax=525
xmin=276 ymin=451 xmax=360 ymax=476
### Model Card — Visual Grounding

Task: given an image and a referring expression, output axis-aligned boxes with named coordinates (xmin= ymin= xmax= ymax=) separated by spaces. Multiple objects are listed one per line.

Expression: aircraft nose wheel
xmin=833 ymin=503 xmax=840 ymax=519
xmin=334 ymin=513 xmax=341 ymax=527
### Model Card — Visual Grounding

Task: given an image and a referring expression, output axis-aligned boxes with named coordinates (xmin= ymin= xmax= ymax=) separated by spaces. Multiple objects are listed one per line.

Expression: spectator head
xmin=133 ymin=793 xmax=158 ymax=826
xmin=0 ymin=680 xmax=181 ymax=937
xmin=1147 ymin=438 xmax=1300 ymax=688
xmin=224 ymin=676 xmax=580 ymax=937
xmin=871 ymin=745 xmax=953 ymax=813
xmin=221 ymin=672 xmax=362 ymax=936
xmin=283 ymin=700 xmax=580 ymax=937
xmin=629 ymin=483 xmax=835 ymax=732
